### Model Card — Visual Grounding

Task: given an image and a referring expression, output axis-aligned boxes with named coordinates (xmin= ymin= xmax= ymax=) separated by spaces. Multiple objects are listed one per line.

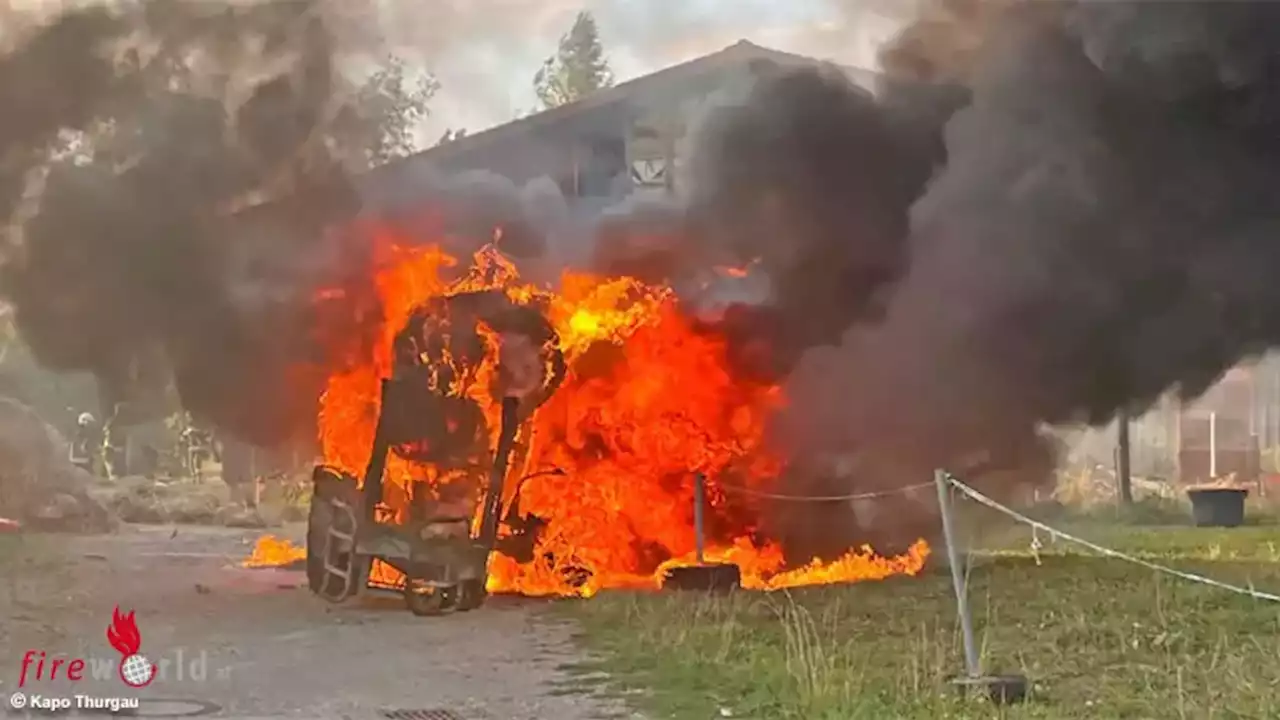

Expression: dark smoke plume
xmin=684 ymin=63 xmax=929 ymax=364
xmin=0 ymin=0 xmax=365 ymax=445
xmin=746 ymin=0 xmax=1280 ymax=557
xmin=587 ymin=61 xmax=950 ymax=383
xmin=586 ymin=0 xmax=1280 ymax=559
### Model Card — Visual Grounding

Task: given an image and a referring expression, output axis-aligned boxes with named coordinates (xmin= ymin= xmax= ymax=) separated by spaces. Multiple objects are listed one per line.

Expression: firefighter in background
xmin=69 ymin=412 xmax=99 ymax=474
xmin=178 ymin=415 xmax=219 ymax=478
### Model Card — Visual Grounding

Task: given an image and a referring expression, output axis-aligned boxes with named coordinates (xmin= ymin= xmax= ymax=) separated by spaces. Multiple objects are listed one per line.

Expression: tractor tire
xmin=307 ymin=466 xmax=361 ymax=601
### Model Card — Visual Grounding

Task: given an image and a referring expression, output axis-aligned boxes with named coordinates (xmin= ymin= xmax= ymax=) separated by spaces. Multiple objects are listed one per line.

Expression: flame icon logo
xmin=106 ymin=606 xmax=156 ymax=688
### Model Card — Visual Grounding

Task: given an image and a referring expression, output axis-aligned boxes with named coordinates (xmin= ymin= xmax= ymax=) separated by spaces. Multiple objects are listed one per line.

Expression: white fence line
xmin=943 ymin=473 xmax=1280 ymax=603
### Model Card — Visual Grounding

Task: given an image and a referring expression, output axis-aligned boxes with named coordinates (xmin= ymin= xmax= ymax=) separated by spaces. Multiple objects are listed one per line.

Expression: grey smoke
xmin=777 ymin=0 xmax=1280 ymax=520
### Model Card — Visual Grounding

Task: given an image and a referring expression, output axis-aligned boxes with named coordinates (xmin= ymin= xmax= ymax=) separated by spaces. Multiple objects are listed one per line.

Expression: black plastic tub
xmin=947 ymin=674 xmax=1031 ymax=705
xmin=662 ymin=563 xmax=742 ymax=592
xmin=1187 ymin=488 xmax=1248 ymax=528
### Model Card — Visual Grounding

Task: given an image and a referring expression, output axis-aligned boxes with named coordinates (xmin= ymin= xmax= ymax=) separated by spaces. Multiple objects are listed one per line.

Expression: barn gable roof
xmin=372 ymin=40 xmax=881 ymax=176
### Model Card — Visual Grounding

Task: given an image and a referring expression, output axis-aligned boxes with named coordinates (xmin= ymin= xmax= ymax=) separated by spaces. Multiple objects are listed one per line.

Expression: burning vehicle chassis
xmin=282 ymin=243 xmax=934 ymax=601
xmin=306 ymin=287 xmax=565 ymax=615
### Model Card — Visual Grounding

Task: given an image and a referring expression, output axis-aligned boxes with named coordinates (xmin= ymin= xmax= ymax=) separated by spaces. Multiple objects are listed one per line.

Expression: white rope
xmin=716 ymin=480 xmax=933 ymax=502
xmin=943 ymin=473 xmax=1280 ymax=603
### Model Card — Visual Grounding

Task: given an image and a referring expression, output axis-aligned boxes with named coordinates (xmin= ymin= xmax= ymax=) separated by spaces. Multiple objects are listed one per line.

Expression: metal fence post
xmin=693 ymin=472 xmax=706 ymax=564
xmin=935 ymin=469 xmax=981 ymax=678
xmin=1210 ymin=411 xmax=1218 ymax=478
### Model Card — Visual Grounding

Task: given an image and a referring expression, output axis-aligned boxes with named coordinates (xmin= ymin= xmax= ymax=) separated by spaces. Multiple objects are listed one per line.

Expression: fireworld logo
xmin=18 ymin=606 xmax=160 ymax=688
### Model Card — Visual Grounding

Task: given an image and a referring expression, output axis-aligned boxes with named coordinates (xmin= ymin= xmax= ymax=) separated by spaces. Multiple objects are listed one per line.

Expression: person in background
xmin=179 ymin=415 xmax=218 ymax=478
xmin=69 ymin=412 xmax=99 ymax=474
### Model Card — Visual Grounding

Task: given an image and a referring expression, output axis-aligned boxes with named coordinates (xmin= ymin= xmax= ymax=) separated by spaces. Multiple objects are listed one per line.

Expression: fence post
xmin=1117 ymin=409 xmax=1133 ymax=504
xmin=1210 ymin=411 xmax=1218 ymax=479
xmin=693 ymin=472 xmax=706 ymax=564
xmin=935 ymin=469 xmax=981 ymax=679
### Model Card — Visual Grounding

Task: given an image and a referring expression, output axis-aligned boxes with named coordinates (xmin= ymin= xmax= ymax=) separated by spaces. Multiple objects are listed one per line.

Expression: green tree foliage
xmin=333 ymin=54 xmax=440 ymax=167
xmin=533 ymin=11 xmax=615 ymax=109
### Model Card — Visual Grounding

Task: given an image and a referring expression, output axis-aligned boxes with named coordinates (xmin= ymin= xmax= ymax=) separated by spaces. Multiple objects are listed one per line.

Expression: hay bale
xmin=92 ymin=477 xmax=231 ymax=525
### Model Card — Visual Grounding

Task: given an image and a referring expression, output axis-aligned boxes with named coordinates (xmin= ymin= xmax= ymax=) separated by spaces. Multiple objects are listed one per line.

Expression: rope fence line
xmin=697 ymin=468 xmax=1278 ymax=602
xmin=942 ymin=472 xmax=1280 ymax=603
xmin=715 ymin=480 xmax=934 ymax=502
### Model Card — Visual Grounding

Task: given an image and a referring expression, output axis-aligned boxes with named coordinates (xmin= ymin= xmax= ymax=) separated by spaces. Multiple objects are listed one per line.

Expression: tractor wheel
xmin=404 ymin=580 xmax=458 ymax=617
xmin=307 ymin=467 xmax=361 ymax=601
xmin=305 ymin=497 xmax=331 ymax=594
xmin=454 ymin=579 xmax=487 ymax=611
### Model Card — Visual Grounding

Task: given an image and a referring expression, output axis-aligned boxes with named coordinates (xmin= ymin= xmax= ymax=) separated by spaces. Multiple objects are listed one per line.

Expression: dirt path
xmin=1 ymin=525 xmax=633 ymax=719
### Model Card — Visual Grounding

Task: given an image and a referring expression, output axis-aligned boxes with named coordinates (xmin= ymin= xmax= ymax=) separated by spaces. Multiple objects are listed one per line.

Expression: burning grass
xmin=557 ymin=523 xmax=1280 ymax=719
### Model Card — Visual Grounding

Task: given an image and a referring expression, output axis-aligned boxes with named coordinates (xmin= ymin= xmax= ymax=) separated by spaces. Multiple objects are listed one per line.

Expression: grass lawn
xmin=556 ymin=522 xmax=1280 ymax=719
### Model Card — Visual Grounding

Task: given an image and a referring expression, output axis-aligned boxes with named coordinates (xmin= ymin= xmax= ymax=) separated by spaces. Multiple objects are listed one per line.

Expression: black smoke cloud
xmin=646 ymin=60 xmax=963 ymax=557
xmin=0 ymin=0 xmax=603 ymax=448
xmin=592 ymin=61 xmax=952 ymax=379
xmin=742 ymin=1 xmax=1280 ymax=556
xmin=788 ymin=0 xmax=1280 ymax=445
xmin=587 ymin=1 xmax=1280 ymax=559
xmin=684 ymin=64 xmax=931 ymax=358
xmin=0 ymin=0 xmax=361 ymax=444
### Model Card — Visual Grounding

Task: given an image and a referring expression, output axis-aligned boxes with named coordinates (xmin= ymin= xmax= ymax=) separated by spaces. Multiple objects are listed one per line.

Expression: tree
xmin=333 ymin=54 xmax=440 ymax=168
xmin=533 ymin=11 xmax=614 ymax=110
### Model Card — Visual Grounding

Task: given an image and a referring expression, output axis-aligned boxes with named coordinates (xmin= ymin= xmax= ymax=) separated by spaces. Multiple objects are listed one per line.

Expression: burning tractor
xmin=306 ymin=287 xmax=566 ymax=615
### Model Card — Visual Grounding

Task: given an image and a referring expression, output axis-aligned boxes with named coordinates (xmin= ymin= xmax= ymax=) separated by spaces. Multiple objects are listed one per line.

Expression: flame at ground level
xmin=243 ymin=535 xmax=931 ymax=594
xmin=243 ymin=534 xmax=306 ymax=568
xmin=244 ymin=237 xmax=931 ymax=596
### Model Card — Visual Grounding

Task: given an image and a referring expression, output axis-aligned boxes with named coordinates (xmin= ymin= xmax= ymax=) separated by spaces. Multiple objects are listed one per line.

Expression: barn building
xmin=361 ymin=40 xmax=881 ymax=212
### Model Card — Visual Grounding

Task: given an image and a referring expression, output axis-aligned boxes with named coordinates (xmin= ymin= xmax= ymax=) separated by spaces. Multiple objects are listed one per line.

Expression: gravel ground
xmin=1 ymin=525 xmax=634 ymax=719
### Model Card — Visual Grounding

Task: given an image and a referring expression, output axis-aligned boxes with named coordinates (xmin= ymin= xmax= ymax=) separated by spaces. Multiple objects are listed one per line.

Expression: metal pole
xmin=693 ymin=473 xmax=706 ymax=564
xmin=934 ymin=469 xmax=980 ymax=678
xmin=1210 ymin=411 xmax=1218 ymax=478
xmin=1117 ymin=408 xmax=1133 ymax=504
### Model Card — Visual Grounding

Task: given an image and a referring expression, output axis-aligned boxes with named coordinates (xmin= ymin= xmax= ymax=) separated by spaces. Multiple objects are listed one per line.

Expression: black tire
xmin=305 ymin=498 xmax=331 ymax=594
xmin=404 ymin=581 xmax=458 ymax=616
xmin=307 ymin=467 xmax=360 ymax=600
xmin=454 ymin=579 xmax=487 ymax=611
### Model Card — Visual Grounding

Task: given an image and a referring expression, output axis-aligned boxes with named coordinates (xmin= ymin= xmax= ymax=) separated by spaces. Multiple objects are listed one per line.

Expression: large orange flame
xmin=248 ymin=230 xmax=929 ymax=595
